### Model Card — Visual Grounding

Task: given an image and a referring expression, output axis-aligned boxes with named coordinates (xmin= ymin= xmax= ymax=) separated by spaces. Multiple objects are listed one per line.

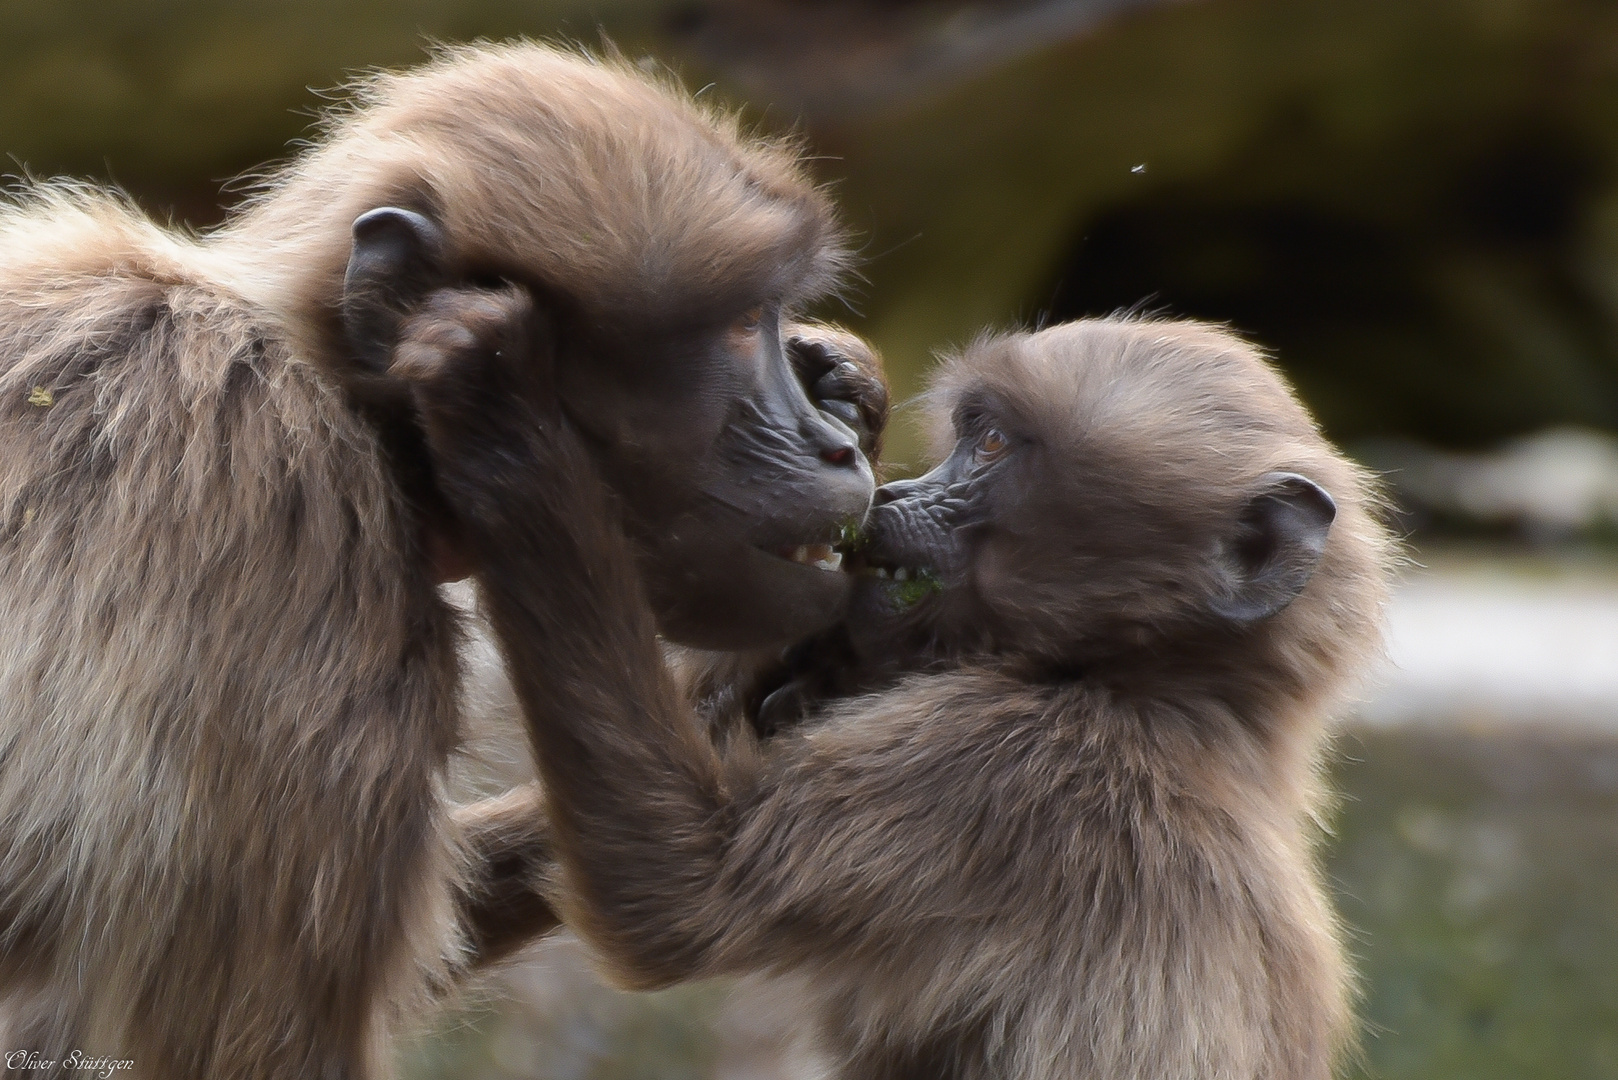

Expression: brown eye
xmin=726 ymin=306 xmax=765 ymax=351
xmin=974 ymin=428 xmax=1010 ymax=464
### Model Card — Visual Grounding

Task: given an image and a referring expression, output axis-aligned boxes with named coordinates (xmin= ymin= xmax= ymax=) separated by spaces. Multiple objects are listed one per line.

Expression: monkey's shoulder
xmin=771 ymin=668 xmax=1070 ymax=762
xmin=0 ymin=252 xmax=426 ymax=640
xmin=0 ymin=264 xmax=388 ymax=499
xmin=0 ymin=194 xmax=367 ymax=454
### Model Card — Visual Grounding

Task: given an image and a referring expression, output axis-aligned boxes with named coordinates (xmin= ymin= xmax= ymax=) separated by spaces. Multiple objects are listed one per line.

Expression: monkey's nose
xmin=873 ymin=478 xmax=922 ymax=505
xmin=807 ymin=417 xmax=861 ymax=468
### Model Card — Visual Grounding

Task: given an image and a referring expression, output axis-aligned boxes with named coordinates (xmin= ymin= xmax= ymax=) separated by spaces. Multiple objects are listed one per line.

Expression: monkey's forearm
xmin=453 ymin=444 xmax=1000 ymax=987
xmin=440 ymin=423 xmax=968 ymax=986
xmin=458 ymin=433 xmax=738 ymax=984
xmin=453 ymin=785 xmax=563 ymax=971
xmin=395 ymin=288 xmax=755 ymax=982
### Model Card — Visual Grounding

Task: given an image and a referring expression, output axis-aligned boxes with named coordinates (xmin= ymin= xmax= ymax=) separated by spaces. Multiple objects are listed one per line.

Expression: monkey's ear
xmin=1208 ymin=472 xmax=1336 ymax=624
xmin=342 ymin=207 xmax=446 ymax=376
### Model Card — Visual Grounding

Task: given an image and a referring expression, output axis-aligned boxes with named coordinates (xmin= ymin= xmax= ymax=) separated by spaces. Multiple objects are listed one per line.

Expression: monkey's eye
xmin=974 ymin=428 xmax=1011 ymax=465
xmin=726 ymin=306 xmax=766 ymax=353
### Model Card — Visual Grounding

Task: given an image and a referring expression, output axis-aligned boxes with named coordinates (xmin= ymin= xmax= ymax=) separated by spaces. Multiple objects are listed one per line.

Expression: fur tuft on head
xmin=222 ymin=41 xmax=850 ymax=353
xmin=922 ymin=317 xmax=1396 ymax=718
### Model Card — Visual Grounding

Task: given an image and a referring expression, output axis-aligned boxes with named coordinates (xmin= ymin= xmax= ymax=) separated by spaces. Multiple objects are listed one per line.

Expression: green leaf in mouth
xmin=836 ymin=518 xmax=867 ymax=552
xmin=891 ymin=568 xmax=943 ymax=608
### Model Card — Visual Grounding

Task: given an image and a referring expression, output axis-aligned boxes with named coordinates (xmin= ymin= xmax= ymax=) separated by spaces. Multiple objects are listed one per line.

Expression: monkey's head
xmin=844 ymin=319 xmax=1390 ymax=690
xmin=238 ymin=43 xmax=883 ymax=649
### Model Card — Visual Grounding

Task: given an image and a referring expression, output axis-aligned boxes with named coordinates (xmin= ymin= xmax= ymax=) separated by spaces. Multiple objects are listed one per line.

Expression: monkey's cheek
xmin=648 ymin=540 xmax=854 ymax=650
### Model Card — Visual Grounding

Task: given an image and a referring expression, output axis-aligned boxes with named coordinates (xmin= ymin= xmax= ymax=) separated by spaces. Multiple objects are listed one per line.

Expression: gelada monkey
xmin=402 ymin=313 xmax=1393 ymax=1080
xmin=451 ymin=317 xmax=889 ymax=968
xmin=0 ymin=43 xmax=877 ymax=1077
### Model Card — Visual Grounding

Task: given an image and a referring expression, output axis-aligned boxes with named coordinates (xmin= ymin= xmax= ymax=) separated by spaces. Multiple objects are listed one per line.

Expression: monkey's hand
xmin=389 ymin=284 xmax=565 ymax=528
xmin=785 ymin=322 xmax=889 ymax=461
xmin=452 ymin=783 xmax=564 ymax=972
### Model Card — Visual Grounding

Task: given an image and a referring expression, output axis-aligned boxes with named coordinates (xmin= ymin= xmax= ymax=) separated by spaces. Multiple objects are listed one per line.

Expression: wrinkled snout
xmin=863 ymin=464 xmax=979 ymax=580
xmin=796 ymin=408 xmax=876 ymax=519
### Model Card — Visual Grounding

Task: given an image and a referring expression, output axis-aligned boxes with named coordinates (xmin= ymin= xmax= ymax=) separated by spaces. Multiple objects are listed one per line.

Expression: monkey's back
xmin=760 ymin=670 xmax=1347 ymax=1080
xmin=0 ymin=189 xmax=462 ymax=1076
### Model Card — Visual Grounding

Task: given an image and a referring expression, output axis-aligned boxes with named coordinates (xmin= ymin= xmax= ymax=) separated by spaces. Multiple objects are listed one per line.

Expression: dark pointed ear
xmin=342 ymin=207 xmax=446 ymax=377
xmin=1208 ymin=472 xmax=1336 ymax=624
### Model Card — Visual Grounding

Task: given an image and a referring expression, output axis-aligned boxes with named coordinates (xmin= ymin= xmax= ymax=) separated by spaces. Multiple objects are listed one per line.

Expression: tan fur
xmin=0 ymin=42 xmax=841 ymax=1078
xmin=406 ymin=313 xmax=1395 ymax=1080
xmin=224 ymin=42 xmax=846 ymax=373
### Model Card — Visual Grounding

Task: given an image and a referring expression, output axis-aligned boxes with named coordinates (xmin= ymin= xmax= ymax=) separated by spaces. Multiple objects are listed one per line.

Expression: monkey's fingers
xmin=390 ymin=286 xmax=550 ymax=406
xmin=454 ymin=784 xmax=563 ymax=971
xmin=388 ymin=284 xmax=571 ymax=537
xmin=388 ymin=288 xmax=530 ymax=438
xmin=785 ymin=322 xmax=889 ymax=459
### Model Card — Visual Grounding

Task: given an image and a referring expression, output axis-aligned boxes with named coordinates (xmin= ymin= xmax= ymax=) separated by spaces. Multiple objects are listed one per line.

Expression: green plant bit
xmin=892 ymin=568 xmax=943 ymax=608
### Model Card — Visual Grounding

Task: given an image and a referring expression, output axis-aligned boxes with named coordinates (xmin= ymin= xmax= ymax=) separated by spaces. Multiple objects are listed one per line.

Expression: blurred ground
xmin=1333 ymin=548 xmax=1618 ymax=1080
xmin=1333 ymin=727 xmax=1618 ymax=1080
xmin=405 ymin=549 xmax=1618 ymax=1080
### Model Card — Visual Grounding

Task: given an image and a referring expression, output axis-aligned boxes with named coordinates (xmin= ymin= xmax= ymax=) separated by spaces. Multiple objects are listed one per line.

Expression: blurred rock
xmin=1360 ymin=428 xmax=1618 ymax=540
xmin=1355 ymin=550 xmax=1618 ymax=732
xmin=10 ymin=2 xmax=1618 ymax=464
xmin=667 ymin=0 xmax=1187 ymax=118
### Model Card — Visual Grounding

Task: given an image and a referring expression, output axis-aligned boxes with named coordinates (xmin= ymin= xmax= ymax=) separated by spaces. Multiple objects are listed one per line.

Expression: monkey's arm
xmin=391 ymin=286 xmax=735 ymax=985
xmin=395 ymin=287 xmax=1014 ymax=986
xmin=452 ymin=784 xmax=564 ymax=971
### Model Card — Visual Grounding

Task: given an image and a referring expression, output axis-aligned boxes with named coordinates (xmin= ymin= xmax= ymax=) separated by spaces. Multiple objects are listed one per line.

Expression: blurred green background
xmin=6 ymin=1 xmax=1618 ymax=1076
xmin=15 ymin=0 xmax=1618 ymax=462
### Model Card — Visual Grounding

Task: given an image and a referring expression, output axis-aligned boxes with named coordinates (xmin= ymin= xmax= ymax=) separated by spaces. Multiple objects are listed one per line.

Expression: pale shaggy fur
xmin=782 ymin=320 xmax=1394 ymax=1078
xmin=0 ymin=42 xmax=840 ymax=1078
xmin=427 ymin=315 xmax=1395 ymax=1079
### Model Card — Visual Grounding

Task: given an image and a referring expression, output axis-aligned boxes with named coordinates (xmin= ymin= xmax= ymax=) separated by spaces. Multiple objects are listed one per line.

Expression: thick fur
xmin=404 ymin=313 xmax=1394 ymax=1080
xmin=0 ymin=208 xmax=459 ymax=1073
xmin=0 ymin=43 xmax=843 ymax=1078
xmin=230 ymin=43 xmax=845 ymax=366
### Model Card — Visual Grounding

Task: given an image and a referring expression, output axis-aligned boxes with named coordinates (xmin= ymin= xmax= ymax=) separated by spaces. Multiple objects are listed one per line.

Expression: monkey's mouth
xmin=775 ymin=542 xmax=844 ymax=573
xmin=771 ymin=541 xmax=924 ymax=580
xmin=768 ymin=528 xmax=939 ymax=584
xmin=839 ymin=547 xmax=936 ymax=583
xmin=770 ymin=517 xmax=872 ymax=573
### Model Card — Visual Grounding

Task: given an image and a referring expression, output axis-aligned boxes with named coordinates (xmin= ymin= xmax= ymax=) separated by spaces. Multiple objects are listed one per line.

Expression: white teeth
xmin=893 ymin=567 xmax=909 ymax=581
xmin=876 ymin=567 xmax=890 ymax=579
xmin=787 ymin=543 xmax=843 ymax=572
